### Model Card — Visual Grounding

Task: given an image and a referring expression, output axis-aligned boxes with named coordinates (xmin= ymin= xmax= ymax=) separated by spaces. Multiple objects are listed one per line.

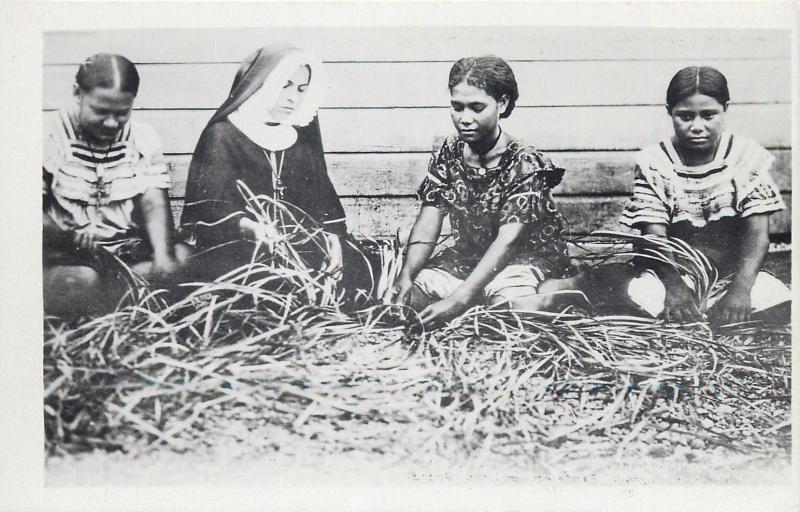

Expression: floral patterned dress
xmin=417 ymin=135 xmax=570 ymax=280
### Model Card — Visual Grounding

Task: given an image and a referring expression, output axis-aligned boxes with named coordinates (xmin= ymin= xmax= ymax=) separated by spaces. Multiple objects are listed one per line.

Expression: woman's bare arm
xmin=418 ymin=222 xmax=524 ymax=324
xmin=709 ymin=213 xmax=769 ymax=325
xmin=383 ymin=205 xmax=445 ymax=305
xmin=137 ymin=188 xmax=178 ymax=270
xmin=639 ymin=223 xmax=702 ymax=322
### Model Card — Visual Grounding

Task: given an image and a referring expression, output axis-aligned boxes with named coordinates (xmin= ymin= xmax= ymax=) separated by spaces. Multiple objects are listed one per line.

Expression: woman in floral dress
xmin=383 ymin=55 xmax=570 ymax=325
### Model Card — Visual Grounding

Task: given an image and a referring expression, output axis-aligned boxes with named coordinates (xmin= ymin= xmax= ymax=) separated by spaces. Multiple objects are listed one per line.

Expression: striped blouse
xmin=43 ymin=109 xmax=171 ymax=250
xmin=621 ymin=132 xmax=785 ymax=228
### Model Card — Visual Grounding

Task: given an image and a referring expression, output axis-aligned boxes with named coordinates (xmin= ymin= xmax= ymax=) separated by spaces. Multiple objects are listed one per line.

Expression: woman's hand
xmin=637 ymin=223 xmax=701 ymax=323
xmin=386 ymin=205 xmax=445 ymax=304
xmin=72 ymin=230 xmax=99 ymax=253
xmin=705 ymin=214 xmax=765 ymax=327
xmin=663 ymin=280 xmax=703 ymax=323
xmin=383 ymin=274 xmax=414 ymax=306
xmin=380 ymin=274 xmax=418 ymax=323
xmin=418 ymin=291 xmax=473 ymax=326
xmin=709 ymin=282 xmax=751 ymax=326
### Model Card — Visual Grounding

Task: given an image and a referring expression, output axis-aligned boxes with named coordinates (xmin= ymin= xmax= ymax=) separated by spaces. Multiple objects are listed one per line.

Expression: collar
xmin=228 ymin=111 xmax=298 ymax=151
xmin=663 ymin=132 xmax=732 ymax=173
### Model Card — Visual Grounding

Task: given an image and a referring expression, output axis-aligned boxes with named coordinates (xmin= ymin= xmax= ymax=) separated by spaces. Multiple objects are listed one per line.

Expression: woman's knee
xmin=487 ymin=294 xmax=511 ymax=307
xmin=753 ymin=300 xmax=791 ymax=324
xmin=487 ymin=286 xmax=552 ymax=312
xmin=46 ymin=265 xmax=101 ymax=291
xmin=44 ymin=265 xmax=104 ymax=315
xmin=491 ymin=283 xmax=589 ymax=312
xmin=508 ymin=293 xmax=558 ymax=312
xmin=407 ymin=283 xmax=433 ymax=311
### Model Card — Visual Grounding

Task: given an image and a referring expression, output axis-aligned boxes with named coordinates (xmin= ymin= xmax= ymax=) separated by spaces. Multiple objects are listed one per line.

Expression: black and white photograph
xmin=1 ymin=1 xmax=798 ymax=510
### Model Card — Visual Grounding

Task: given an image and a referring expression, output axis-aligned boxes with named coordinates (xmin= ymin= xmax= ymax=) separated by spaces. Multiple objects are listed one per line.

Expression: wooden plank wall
xmin=43 ymin=27 xmax=792 ymax=238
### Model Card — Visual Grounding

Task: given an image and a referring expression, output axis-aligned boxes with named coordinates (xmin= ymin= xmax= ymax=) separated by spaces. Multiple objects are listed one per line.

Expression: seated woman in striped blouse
xmin=43 ymin=54 xmax=191 ymax=317
xmin=560 ymin=66 xmax=790 ymax=325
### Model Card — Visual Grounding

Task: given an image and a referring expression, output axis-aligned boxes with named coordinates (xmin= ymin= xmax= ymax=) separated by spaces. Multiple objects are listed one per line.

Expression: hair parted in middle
xmin=448 ymin=55 xmax=519 ymax=118
xmin=665 ymin=66 xmax=730 ymax=112
xmin=75 ymin=53 xmax=141 ymax=95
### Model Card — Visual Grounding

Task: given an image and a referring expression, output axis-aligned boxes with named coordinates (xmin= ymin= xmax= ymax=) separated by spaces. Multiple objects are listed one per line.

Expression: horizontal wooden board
xmin=171 ymin=193 xmax=792 ymax=238
xmin=50 ymin=104 xmax=789 ymax=155
xmin=164 ymin=149 xmax=793 ymax=198
xmin=43 ymin=58 xmax=791 ymax=109
xmin=341 ymin=194 xmax=792 ymax=237
xmin=44 ymin=27 xmax=790 ymax=64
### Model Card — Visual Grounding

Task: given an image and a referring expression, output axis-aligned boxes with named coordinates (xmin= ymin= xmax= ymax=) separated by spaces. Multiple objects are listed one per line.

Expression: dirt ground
xmin=44 ymin=252 xmax=793 ymax=487
xmin=46 ymin=445 xmax=791 ymax=487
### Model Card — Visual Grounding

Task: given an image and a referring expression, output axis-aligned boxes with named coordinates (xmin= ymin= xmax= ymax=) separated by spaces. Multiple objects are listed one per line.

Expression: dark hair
xmin=448 ymin=55 xmax=519 ymax=118
xmin=75 ymin=53 xmax=140 ymax=95
xmin=665 ymin=66 xmax=729 ymax=111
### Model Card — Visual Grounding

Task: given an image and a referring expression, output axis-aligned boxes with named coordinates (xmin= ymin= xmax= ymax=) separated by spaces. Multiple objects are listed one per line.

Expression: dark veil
xmin=208 ymin=43 xmax=301 ymax=127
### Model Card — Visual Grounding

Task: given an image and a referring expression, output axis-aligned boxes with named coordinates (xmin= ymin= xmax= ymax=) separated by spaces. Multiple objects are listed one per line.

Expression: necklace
xmin=92 ymin=142 xmax=114 ymax=204
xmin=476 ymin=127 xmax=503 ymax=169
xmin=264 ymin=150 xmax=286 ymax=199
xmin=89 ymin=141 xmax=114 ymax=171
xmin=468 ymin=127 xmax=504 ymax=176
xmin=72 ymin=112 xmax=115 ymax=158
xmin=73 ymin=114 xmax=116 ymax=204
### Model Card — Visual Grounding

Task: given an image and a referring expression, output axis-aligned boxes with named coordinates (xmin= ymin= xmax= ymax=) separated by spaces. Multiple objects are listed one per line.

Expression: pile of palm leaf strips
xmin=44 ymin=184 xmax=791 ymax=469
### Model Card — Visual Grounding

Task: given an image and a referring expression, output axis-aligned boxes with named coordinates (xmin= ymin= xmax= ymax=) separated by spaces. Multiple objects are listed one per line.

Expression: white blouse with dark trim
xmin=621 ymin=132 xmax=785 ymax=228
xmin=42 ymin=109 xmax=171 ymax=246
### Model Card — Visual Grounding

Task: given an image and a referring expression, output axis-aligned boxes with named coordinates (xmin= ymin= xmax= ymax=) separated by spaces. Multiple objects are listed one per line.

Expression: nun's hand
xmin=240 ymin=218 xmax=279 ymax=252
xmin=152 ymin=253 xmax=181 ymax=279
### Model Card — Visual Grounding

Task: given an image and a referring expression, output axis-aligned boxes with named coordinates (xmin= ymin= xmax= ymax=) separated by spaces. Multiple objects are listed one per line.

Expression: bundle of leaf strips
xmin=44 ymin=196 xmax=791 ymax=469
